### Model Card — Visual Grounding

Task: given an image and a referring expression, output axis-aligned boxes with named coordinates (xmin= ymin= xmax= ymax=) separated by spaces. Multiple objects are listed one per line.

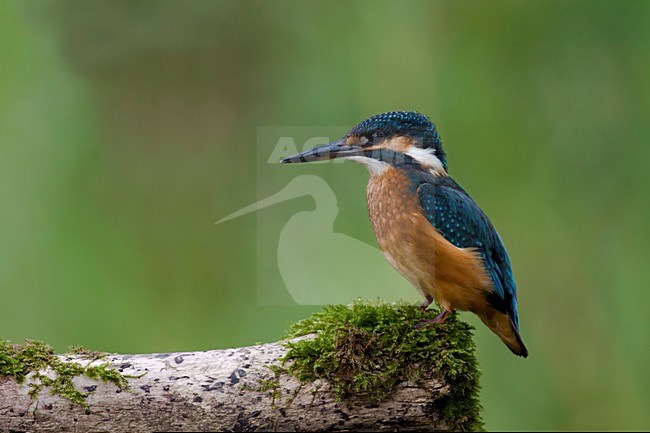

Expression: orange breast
xmin=366 ymin=168 xmax=492 ymax=313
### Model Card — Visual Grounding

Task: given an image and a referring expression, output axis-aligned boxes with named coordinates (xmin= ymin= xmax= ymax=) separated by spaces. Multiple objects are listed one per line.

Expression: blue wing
xmin=417 ymin=178 xmax=520 ymax=329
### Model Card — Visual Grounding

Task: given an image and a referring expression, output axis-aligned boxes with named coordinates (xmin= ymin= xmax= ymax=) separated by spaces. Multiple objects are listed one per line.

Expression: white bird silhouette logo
xmin=217 ymin=175 xmax=418 ymax=305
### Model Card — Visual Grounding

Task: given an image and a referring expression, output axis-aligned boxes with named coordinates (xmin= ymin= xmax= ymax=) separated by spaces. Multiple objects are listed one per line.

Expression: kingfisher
xmin=280 ymin=111 xmax=528 ymax=357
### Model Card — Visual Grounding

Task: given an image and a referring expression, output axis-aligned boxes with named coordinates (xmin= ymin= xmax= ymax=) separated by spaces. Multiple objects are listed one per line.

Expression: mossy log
xmin=0 ymin=303 xmax=483 ymax=432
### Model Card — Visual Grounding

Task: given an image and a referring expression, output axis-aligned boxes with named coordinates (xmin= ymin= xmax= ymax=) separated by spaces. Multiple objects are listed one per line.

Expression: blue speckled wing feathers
xmin=417 ymin=180 xmax=520 ymax=329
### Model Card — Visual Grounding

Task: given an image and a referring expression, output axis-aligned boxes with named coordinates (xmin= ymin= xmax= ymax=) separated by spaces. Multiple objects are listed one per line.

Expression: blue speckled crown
xmin=350 ymin=111 xmax=446 ymax=169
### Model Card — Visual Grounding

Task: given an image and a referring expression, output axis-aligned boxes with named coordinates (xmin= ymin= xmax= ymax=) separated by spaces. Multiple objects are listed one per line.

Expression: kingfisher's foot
xmin=418 ymin=295 xmax=434 ymax=312
xmin=415 ymin=309 xmax=450 ymax=328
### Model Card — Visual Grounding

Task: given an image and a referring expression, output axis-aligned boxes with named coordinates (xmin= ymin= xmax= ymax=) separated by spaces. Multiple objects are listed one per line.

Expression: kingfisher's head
xmin=280 ymin=111 xmax=447 ymax=176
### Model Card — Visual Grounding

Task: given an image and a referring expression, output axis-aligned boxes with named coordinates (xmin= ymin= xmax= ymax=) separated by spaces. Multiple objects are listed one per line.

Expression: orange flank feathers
xmin=366 ymin=167 xmax=526 ymax=356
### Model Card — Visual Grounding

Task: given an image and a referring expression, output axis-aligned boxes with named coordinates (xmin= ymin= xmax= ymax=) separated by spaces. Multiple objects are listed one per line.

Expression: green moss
xmin=256 ymin=378 xmax=282 ymax=400
xmin=0 ymin=339 xmax=129 ymax=407
xmin=247 ymin=364 xmax=285 ymax=402
xmin=84 ymin=364 xmax=129 ymax=388
xmin=256 ymin=378 xmax=279 ymax=392
xmin=68 ymin=345 xmax=107 ymax=361
xmin=283 ymin=301 xmax=484 ymax=432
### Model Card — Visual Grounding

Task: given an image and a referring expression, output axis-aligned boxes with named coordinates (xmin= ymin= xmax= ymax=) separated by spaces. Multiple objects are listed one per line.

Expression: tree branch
xmin=0 ymin=338 xmax=452 ymax=432
xmin=1 ymin=303 xmax=483 ymax=432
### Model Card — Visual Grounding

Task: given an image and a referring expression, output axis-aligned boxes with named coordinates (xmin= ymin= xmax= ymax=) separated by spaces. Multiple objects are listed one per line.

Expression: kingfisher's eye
xmin=372 ymin=131 xmax=385 ymax=140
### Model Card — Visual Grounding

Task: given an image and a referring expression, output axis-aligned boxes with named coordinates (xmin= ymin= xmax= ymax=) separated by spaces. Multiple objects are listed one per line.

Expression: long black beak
xmin=279 ymin=140 xmax=363 ymax=163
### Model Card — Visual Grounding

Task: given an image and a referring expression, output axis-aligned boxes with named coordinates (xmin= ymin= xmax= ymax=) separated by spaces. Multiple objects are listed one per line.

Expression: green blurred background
xmin=1 ymin=1 xmax=648 ymax=430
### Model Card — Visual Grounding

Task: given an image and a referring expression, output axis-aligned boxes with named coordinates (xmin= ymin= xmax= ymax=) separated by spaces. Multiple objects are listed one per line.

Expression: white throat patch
xmin=345 ymin=156 xmax=390 ymax=176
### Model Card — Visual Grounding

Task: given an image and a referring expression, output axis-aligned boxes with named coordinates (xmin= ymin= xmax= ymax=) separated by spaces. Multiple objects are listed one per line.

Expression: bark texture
xmin=0 ymin=337 xmax=453 ymax=432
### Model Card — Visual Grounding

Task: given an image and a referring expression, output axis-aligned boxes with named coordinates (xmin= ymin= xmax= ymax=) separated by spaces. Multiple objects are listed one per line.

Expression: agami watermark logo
xmin=217 ymin=127 xmax=418 ymax=306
